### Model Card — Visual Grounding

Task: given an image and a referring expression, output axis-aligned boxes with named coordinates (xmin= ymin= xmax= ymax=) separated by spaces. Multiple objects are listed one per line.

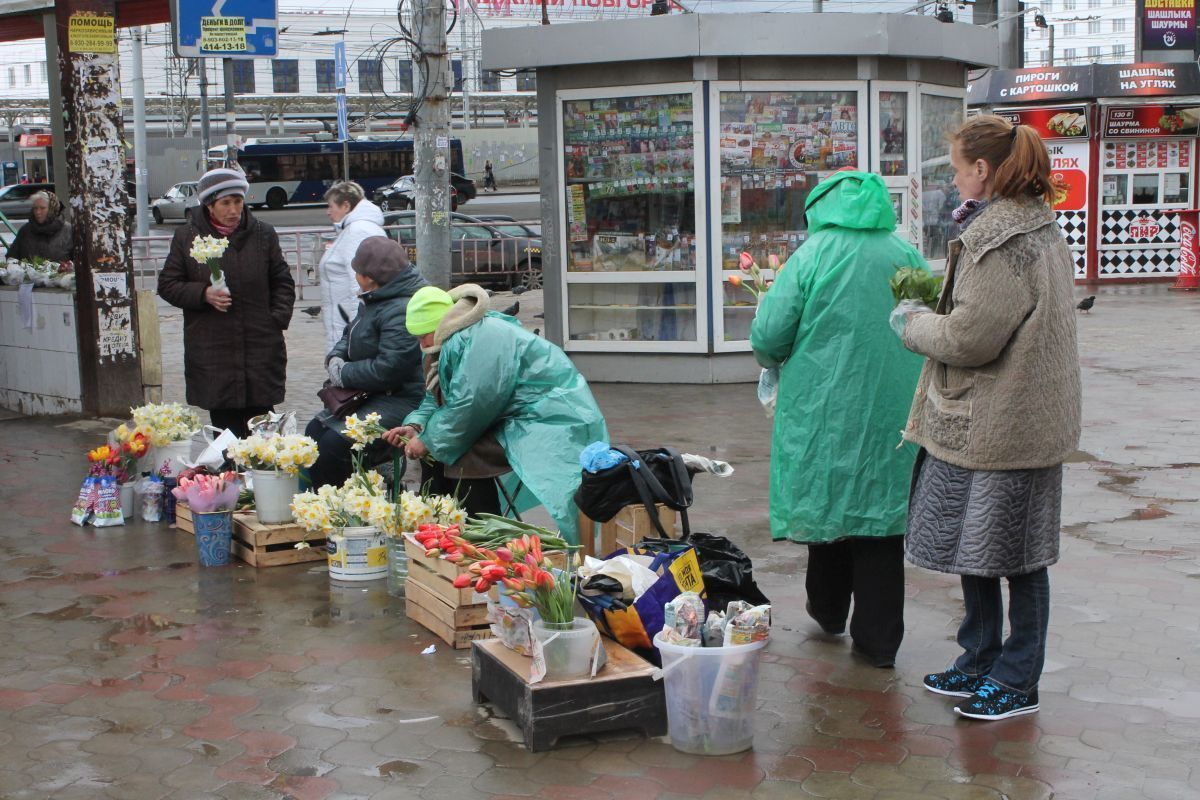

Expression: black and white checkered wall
xmin=1101 ymin=210 xmax=1180 ymax=246
xmin=1099 ymin=248 xmax=1177 ymax=277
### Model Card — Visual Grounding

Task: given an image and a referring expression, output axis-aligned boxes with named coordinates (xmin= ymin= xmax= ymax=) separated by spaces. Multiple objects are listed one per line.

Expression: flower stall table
xmin=176 ymin=505 xmax=328 ymax=567
xmin=471 ymin=637 xmax=667 ymax=752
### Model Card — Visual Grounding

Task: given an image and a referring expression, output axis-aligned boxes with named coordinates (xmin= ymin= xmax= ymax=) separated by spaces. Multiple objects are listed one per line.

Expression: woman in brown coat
xmin=158 ymin=168 xmax=296 ymax=437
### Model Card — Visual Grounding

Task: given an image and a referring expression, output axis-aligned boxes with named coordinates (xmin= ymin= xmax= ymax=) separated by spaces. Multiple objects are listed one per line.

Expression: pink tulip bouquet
xmin=172 ymin=471 xmax=241 ymax=513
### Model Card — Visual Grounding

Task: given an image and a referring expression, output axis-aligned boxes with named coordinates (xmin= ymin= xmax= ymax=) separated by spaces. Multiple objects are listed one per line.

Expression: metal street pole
xmin=461 ymin=0 xmax=471 ymax=130
xmin=1048 ymin=25 xmax=1055 ymax=66
xmin=131 ymin=27 xmax=150 ymax=237
xmin=222 ymin=57 xmax=238 ymax=165
xmin=414 ymin=0 xmax=452 ymax=289
xmin=199 ymin=58 xmax=211 ymax=165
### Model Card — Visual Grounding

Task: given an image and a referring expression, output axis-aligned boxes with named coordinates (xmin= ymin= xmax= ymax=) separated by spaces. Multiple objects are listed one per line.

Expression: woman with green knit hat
xmin=383 ymin=284 xmax=608 ymax=544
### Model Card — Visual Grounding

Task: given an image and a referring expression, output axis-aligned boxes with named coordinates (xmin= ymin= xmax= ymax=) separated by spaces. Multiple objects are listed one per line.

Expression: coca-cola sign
xmin=1180 ymin=218 xmax=1198 ymax=277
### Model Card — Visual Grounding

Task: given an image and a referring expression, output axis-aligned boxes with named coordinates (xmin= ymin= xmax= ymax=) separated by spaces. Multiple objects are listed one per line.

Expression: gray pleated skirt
xmin=905 ymin=450 xmax=1062 ymax=578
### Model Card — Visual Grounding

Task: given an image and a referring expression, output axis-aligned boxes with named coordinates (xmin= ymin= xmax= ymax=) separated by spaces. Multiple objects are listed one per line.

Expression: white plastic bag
xmin=757 ymin=368 xmax=779 ymax=419
xmin=185 ymin=425 xmax=238 ymax=471
xmin=889 ymin=299 xmax=933 ymax=338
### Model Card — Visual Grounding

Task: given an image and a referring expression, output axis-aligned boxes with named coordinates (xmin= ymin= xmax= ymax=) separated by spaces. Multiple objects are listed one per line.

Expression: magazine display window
xmin=559 ymin=85 xmax=707 ymax=352
xmin=710 ymin=83 xmax=866 ymax=347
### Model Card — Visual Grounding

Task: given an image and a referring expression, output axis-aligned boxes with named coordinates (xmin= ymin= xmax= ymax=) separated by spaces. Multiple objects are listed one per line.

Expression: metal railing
xmin=130 ymin=219 xmax=543 ymax=297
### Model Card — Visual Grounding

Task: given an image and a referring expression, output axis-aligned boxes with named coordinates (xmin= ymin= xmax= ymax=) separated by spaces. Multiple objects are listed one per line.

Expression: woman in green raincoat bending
xmin=383 ymin=284 xmax=608 ymax=545
xmin=750 ymin=171 xmax=928 ymax=667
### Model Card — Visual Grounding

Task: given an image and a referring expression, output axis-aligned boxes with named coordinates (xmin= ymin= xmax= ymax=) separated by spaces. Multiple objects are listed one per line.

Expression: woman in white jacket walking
xmin=318 ymin=181 xmax=386 ymax=352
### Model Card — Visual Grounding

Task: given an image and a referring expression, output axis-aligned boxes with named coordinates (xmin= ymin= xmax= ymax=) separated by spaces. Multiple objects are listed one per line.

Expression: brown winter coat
xmin=901 ymin=197 xmax=1081 ymax=470
xmin=158 ymin=206 xmax=295 ymax=410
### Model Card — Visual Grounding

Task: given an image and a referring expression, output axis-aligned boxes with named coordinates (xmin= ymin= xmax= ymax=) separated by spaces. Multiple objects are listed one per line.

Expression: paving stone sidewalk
xmin=0 ymin=285 xmax=1197 ymax=799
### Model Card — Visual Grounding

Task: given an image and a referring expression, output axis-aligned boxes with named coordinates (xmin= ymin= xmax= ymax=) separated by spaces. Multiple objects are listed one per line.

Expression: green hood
xmin=805 ymin=171 xmax=897 ymax=234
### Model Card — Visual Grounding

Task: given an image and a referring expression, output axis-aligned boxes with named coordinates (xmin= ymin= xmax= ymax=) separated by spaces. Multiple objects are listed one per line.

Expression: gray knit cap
xmin=197 ymin=167 xmax=249 ymax=205
xmin=351 ymin=236 xmax=409 ymax=285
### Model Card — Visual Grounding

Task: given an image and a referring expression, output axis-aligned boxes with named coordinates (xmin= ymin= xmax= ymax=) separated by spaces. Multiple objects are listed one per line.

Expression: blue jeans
xmin=954 ymin=568 xmax=1050 ymax=694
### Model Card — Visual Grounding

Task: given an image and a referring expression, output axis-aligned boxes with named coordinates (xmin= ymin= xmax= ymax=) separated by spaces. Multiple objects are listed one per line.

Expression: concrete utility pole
xmin=414 ymin=0 xmax=453 ymax=289
xmin=223 ymin=58 xmax=238 ymax=165
xmin=131 ymin=27 xmax=149 ymax=237
xmin=55 ymin=0 xmax=143 ymax=416
xmin=42 ymin=12 xmax=69 ymax=206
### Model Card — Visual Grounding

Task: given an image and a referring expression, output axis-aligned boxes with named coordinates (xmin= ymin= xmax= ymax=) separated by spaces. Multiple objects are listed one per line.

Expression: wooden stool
xmin=576 ymin=503 xmax=676 ymax=560
xmin=471 ymin=637 xmax=667 ymax=751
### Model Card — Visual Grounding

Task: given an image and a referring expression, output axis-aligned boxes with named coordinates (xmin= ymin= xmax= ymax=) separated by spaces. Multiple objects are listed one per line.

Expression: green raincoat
xmin=750 ymin=171 xmax=927 ymax=543
xmin=405 ymin=312 xmax=609 ymax=545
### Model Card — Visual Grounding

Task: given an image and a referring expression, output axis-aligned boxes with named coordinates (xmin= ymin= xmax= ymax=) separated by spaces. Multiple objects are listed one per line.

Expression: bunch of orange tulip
xmin=450 ymin=533 xmax=576 ymax=624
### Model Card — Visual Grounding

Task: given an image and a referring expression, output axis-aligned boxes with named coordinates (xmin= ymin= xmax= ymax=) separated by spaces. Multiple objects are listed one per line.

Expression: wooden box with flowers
xmin=404 ymin=518 xmax=570 ymax=649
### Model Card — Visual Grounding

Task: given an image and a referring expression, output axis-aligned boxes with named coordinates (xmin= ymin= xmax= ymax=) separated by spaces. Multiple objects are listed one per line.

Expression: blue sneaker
xmin=954 ymin=680 xmax=1040 ymax=720
xmin=923 ymin=667 xmax=986 ymax=698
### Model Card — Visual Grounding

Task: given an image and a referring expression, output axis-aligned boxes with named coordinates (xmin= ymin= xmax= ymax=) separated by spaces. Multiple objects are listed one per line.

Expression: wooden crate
xmin=403 ymin=534 xmax=492 ymax=648
xmin=176 ymin=505 xmax=327 ymax=568
xmin=577 ymin=503 xmax=677 ymax=560
xmin=471 ymin=637 xmax=667 ymax=751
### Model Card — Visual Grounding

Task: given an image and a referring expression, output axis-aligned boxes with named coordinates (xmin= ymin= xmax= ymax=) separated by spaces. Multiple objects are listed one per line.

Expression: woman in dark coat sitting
xmin=158 ymin=168 xmax=296 ymax=437
xmin=9 ymin=191 xmax=73 ymax=263
xmin=305 ymin=236 xmax=427 ymax=488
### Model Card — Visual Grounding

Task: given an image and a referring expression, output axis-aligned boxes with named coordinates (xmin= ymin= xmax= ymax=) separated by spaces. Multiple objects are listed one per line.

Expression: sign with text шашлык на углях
xmin=68 ymin=12 xmax=116 ymax=55
xmin=970 ymin=64 xmax=1200 ymax=105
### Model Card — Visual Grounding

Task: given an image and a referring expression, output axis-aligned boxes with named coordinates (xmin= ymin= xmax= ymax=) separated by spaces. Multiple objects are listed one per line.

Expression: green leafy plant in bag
xmin=890 ymin=267 xmax=943 ymax=307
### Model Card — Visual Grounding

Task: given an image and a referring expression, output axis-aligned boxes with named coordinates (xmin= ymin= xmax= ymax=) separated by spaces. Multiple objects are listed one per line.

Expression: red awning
xmin=0 ymin=0 xmax=170 ymax=44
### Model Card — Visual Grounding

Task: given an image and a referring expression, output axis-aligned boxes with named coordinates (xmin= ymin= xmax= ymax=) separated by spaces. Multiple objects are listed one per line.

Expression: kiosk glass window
xmin=879 ymin=91 xmax=909 ymax=176
xmin=1101 ymin=140 xmax=1193 ymax=208
xmin=715 ymin=88 xmax=859 ymax=342
xmin=1132 ymin=174 xmax=1159 ymax=205
xmin=562 ymin=93 xmax=697 ymax=273
xmin=561 ymin=92 xmax=700 ymax=348
xmin=920 ymin=93 xmax=964 ymax=262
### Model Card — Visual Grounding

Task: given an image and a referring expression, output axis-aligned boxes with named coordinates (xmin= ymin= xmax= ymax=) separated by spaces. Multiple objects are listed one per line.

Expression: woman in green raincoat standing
xmin=383 ymin=284 xmax=608 ymax=545
xmin=750 ymin=171 xmax=928 ymax=667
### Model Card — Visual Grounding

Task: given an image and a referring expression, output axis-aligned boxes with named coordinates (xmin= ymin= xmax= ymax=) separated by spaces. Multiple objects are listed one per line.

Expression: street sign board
xmin=337 ymin=94 xmax=349 ymax=142
xmin=172 ymin=0 xmax=278 ymax=58
xmin=334 ymin=42 xmax=347 ymax=90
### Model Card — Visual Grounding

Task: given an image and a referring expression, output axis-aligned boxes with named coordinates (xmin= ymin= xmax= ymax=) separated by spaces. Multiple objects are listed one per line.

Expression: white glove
xmin=889 ymin=300 xmax=932 ymax=338
xmin=327 ymin=357 xmax=345 ymax=387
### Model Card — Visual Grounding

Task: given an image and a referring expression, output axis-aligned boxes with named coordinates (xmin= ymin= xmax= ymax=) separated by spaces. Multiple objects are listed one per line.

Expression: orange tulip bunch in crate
xmin=176 ymin=504 xmax=328 ymax=568
xmin=403 ymin=523 xmax=568 ymax=650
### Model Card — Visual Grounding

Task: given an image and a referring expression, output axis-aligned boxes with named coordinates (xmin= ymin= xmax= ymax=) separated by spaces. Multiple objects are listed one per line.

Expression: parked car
xmin=374 ymin=173 xmax=478 ymax=212
xmin=471 ymin=214 xmax=541 ymax=238
xmin=150 ymin=181 xmax=200 ymax=224
xmin=382 ymin=210 xmax=541 ymax=290
xmin=0 ymin=183 xmax=56 ymax=219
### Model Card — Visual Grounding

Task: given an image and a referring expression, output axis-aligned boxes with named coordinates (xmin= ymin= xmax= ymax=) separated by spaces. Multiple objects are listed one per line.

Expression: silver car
xmin=0 ymin=183 xmax=55 ymax=219
xmin=151 ymin=181 xmax=200 ymax=224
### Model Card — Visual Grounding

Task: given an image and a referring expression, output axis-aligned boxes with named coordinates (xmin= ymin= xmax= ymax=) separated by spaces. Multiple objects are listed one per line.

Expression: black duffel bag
xmin=574 ymin=445 xmax=693 ymax=538
xmin=637 ymin=532 xmax=770 ymax=612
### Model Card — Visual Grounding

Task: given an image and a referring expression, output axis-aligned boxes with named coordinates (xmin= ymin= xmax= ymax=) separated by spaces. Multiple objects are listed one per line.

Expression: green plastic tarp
xmin=749 ymin=171 xmax=928 ymax=543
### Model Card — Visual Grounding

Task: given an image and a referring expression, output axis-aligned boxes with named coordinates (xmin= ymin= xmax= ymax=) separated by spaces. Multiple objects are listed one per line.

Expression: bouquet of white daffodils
xmin=189 ymin=235 xmax=229 ymax=294
xmin=291 ymin=470 xmax=398 ymax=536
xmin=227 ymin=434 xmax=319 ymax=476
xmin=395 ymin=490 xmax=467 ymax=535
xmin=130 ymin=403 xmax=201 ymax=447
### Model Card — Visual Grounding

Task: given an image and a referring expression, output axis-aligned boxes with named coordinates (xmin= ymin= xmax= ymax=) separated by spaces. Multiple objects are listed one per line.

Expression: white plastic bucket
xmin=653 ymin=633 xmax=767 ymax=755
xmin=119 ymin=482 xmax=135 ymax=519
xmin=152 ymin=440 xmax=194 ymax=478
xmin=532 ymin=617 xmax=600 ymax=680
xmin=251 ymin=469 xmax=297 ymax=524
xmin=328 ymin=526 xmax=387 ymax=581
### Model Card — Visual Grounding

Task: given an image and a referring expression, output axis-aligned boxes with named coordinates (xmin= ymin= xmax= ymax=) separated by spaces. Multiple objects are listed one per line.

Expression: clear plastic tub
xmin=653 ymin=632 xmax=767 ymax=755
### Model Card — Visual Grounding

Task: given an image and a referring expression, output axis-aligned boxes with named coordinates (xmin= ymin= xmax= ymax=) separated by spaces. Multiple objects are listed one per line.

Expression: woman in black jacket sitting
xmin=9 ymin=192 xmax=73 ymax=263
xmin=305 ymin=236 xmax=427 ymax=488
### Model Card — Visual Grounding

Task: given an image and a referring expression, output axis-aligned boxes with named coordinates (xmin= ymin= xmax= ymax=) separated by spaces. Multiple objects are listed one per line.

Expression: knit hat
xmin=197 ymin=167 xmax=249 ymax=205
xmin=351 ymin=236 xmax=409 ymax=286
xmin=406 ymin=286 xmax=455 ymax=336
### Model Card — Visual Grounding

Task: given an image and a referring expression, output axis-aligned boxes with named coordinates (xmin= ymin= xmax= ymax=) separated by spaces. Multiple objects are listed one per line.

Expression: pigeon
xmin=511 ymin=285 xmax=528 ymax=295
xmin=1076 ymin=296 xmax=1095 ymax=314
xmin=534 ymin=312 xmax=544 ymax=319
xmin=301 ymin=306 xmax=322 ymax=317
xmin=533 ymin=328 xmax=541 ymax=337
xmin=500 ymin=301 xmax=520 ymax=317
